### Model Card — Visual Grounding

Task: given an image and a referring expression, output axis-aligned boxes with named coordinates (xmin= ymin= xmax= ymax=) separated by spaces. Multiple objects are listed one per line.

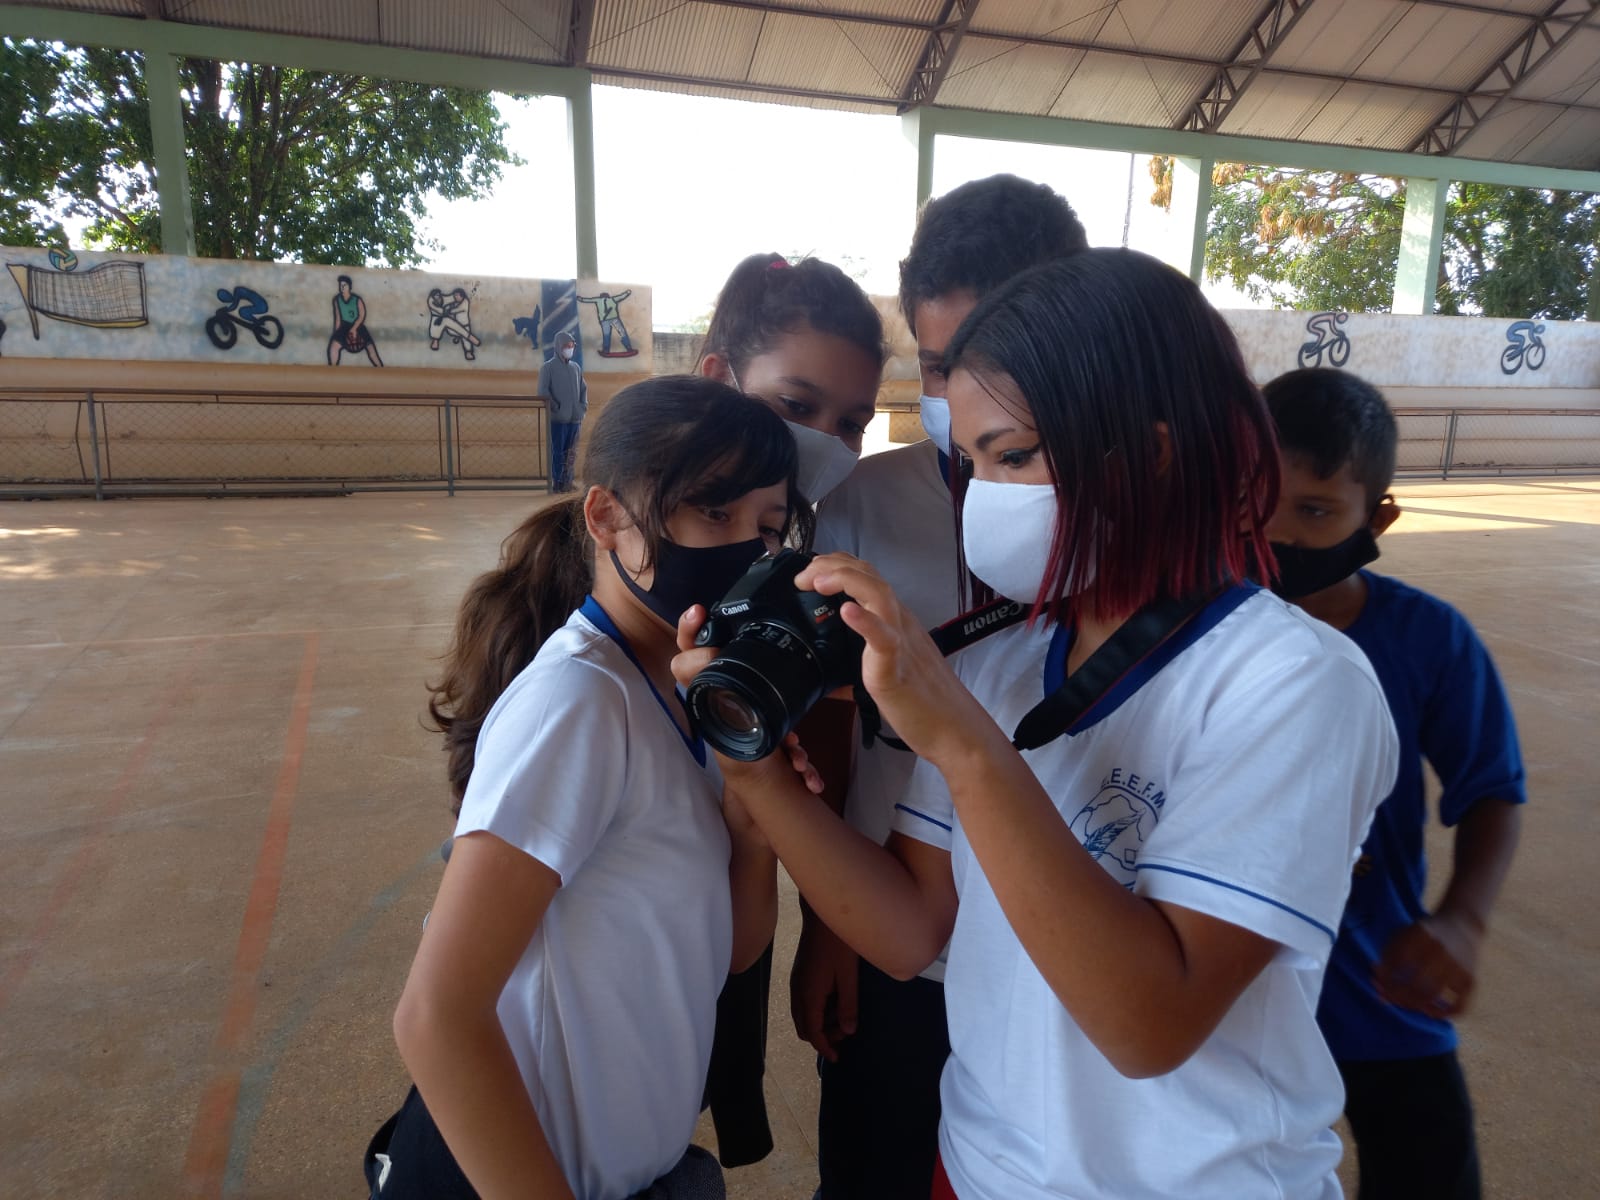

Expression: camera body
xmin=686 ymin=549 xmax=862 ymax=761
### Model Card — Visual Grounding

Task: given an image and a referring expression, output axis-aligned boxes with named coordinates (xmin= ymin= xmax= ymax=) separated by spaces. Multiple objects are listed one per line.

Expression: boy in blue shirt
xmin=1263 ymin=368 xmax=1525 ymax=1200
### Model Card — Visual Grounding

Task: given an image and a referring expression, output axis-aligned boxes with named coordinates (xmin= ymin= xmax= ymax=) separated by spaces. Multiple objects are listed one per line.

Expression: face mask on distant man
xmin=918 ymin=395 xmax=951 ymax=451
xmin=560 ymin=344 xmax=575 ymax=361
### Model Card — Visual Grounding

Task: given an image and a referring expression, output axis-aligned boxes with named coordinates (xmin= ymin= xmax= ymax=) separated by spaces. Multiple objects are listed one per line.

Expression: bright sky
xmin=419 ymin=86 xmax=1258 ymax=328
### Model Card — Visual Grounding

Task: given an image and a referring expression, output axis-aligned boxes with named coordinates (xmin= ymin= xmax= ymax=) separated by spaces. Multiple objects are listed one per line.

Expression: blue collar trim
xmin=579 ymin=595 xmax=706 ymax=766
xmin=1043 ymin=584 xmax=1259 ymax=737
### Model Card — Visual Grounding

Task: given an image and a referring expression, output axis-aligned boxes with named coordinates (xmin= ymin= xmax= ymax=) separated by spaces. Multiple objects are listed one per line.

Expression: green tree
xmin=0 ymin=39 xmax=518 ymax=267
xmin=1151 ymin=157 xmax=1599 ymax=318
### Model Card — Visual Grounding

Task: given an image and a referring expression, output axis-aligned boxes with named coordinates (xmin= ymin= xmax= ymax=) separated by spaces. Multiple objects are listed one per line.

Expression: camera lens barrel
xmin=687 ymin=623 xmax=826 ymax=762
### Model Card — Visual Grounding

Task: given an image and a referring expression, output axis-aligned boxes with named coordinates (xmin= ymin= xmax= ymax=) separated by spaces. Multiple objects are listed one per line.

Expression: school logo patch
xmin=1070 ymin=768 xmax=1166 ymax=887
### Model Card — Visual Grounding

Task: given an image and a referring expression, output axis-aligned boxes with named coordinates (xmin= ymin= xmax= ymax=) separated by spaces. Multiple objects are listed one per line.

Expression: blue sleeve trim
xmin=1133 ymin=863 xmax=1336 ymax=944
xmin=893 ymin=803 xmax=953 ymax=833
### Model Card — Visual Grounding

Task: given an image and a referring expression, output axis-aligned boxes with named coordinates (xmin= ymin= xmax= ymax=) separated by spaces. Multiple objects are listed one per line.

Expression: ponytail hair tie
xmin=767 ymin=259 xmax=789 ymax=270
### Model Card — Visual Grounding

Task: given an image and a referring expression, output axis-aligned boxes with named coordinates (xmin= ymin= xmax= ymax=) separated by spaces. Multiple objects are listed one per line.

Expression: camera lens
xmin=687 ymin=623 xmax=825 ymax=762
xmin=695 ymin=685 xmax=770 ymax=760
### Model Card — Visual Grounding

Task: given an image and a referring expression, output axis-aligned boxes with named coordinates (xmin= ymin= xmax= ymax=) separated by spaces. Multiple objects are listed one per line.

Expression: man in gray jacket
xmin=537 ymin=330 xmax=587 ymax=492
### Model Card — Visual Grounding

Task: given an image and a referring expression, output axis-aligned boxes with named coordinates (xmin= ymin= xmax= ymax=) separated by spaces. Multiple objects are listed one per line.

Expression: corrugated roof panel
xmin=1047 ymin=51 xmax=1215 ymax=127
xmin=1086 ymin=0 xmax=1263 ymax=62
xmin=29 ymin=0 xmax=143 ymax=16
xmin=1507 ymin=107 xmax=1600 ymax=170
xmin=589 ymin=2 xmax=765 ymax=83
xmin=747 ymin=14 xmax=926 ymax=101
xmin=591 ymin=71 xmax=891 ymax=115
xmin=1456 ymin=99 xmax=1593 ymax=166
xmin=1511 ymin=26 xmax=1600 ymax=105
xmin=1271 ymin=0 xmax=1528 ymax=92
xmin=176 ymin=0 xmax=377 ymax=45
xmin=936 ymin=35 xmax=1084 ymax=115
xmin=765 ymin=0 xmax=943 ymax=23
xmin=969 ymin=0 xmax=1126 ymax=42
xmin=381 ymin=0 xmax=567 ymax=63
xmin=1289 ymin=81 xmax=1444 ymax=152
xmin=1217 ymin=72 xmax=1440 ymax=152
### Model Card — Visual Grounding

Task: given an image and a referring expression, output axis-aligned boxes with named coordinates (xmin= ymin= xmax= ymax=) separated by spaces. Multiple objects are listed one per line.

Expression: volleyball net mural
xmin=6 ymin=260 xmax=149 ymax=337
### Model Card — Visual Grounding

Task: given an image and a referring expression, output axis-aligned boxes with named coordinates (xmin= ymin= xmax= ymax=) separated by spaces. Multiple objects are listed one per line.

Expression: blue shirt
xmin=1316 ymin=570 xmax=1526 ymax=1062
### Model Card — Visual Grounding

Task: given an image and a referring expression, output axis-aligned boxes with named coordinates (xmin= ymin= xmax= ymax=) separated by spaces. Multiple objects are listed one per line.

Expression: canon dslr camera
xmin=686 ymin=549 xmax=863 ymax=762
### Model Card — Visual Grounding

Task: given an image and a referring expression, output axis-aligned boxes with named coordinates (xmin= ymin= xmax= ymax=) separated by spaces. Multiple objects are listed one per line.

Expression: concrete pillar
xmin=1393 ymin=176 xmax=1449 ymax=315
xmin=903 ymin=109 xmax=935 ymax=213
xmin=144 ymin=51 xmax=195 ymax=256
xmin=1164 ymin=154 xmax=1212 ymax=283
xmin=568 ymin=76 xmax=598 ymax=279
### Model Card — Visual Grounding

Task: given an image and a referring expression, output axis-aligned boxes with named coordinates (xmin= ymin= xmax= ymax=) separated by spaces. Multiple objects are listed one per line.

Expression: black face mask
xmin=1270 ymin=526 xmax=1380 ymax=600
xmin=611 ymin=537 xmax=767 ymax=629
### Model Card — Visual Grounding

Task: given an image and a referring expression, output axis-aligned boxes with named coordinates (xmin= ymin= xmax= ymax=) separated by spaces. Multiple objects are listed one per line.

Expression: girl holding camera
xmin=366 ymin=377 xmax=812 ymax=1200
xmin=675 ymin=250 xmax=1399 ymax=1199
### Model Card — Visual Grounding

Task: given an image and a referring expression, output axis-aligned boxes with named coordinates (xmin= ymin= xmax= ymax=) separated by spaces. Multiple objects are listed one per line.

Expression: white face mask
xmin=961 ymin=478 xmax=1061 ymax=603
xmin=560 ymin=345 xmax=575 ymax=361
xmin=786 ymin=419 xmax=860 ymax=503
xmin=918 ymin=395 xmax=951 ymax=451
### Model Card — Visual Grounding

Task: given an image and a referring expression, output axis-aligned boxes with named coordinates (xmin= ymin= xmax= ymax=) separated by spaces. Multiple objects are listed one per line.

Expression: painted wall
xmin=0 ymin=247 xmax=651 ymax=374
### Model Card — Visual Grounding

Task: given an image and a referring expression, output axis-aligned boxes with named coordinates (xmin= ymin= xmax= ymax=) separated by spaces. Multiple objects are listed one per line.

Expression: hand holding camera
xmin=675 ymin=549 xmax=982 ymax=770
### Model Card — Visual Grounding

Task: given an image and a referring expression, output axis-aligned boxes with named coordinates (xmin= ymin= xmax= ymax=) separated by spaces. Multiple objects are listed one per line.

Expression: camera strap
xmin=856 ymin=598 xmax=1030 ymax=752
xmin=858 ymin=590 xmax=1224 ymax=754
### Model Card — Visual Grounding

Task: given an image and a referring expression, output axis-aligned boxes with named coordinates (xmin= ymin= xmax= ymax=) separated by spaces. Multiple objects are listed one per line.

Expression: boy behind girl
xmin=1263 ymin=368 xmax=1525 ymax=1200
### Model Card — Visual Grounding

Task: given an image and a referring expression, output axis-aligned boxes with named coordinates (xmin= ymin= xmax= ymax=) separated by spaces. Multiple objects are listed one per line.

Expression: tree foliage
xmin=1151 ymin=156 xmax=1599 ymax=318
xmin=0 ymin=39 xmax=518 ymax=267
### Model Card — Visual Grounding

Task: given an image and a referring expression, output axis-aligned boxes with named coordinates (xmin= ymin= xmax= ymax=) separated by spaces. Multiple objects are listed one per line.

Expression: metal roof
xmin=14 ymin=0 xmax=1600 ymax=170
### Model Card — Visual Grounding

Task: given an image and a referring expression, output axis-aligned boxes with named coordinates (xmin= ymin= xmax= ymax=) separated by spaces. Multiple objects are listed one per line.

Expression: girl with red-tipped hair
xmin=674 ymin=249 xmax=1399 ymax=1200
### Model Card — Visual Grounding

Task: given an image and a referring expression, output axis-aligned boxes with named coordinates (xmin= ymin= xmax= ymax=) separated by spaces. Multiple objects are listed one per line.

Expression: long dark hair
xmin=946 ymin=248 xmax=1279 ymax=625
xmin=700 ymin=252 xmax=886 ymax=378
xmin=427 ymin=375 xmax=812 ymax=805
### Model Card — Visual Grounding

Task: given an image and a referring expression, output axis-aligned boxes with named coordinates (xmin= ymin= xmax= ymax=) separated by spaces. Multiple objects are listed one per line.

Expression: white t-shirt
xmin=892 ymin=589 xmax=1397 ymax=1200
xmin=815 ymin=438 xmax=961 ymax=981
xmin=456 ymin=602 xmax=732 ymax=1200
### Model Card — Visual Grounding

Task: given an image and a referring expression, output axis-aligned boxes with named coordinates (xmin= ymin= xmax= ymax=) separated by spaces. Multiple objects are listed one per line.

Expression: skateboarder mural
xmin=577 ymin=288 xmax=637 ymax=358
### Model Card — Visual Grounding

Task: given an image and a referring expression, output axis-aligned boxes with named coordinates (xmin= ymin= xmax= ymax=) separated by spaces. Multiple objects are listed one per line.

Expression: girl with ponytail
xmin=366 ymin=376 xmax=812 ymax=1200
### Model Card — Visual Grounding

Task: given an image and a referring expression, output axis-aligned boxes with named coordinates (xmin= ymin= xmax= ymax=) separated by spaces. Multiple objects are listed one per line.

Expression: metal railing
xmin=1392 ymin=407 xmax=1600 ymax=479
xmin=0 ymin=387 xmax=552 ymax=499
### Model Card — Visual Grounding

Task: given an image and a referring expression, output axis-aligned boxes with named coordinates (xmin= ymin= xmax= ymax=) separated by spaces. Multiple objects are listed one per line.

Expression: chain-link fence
xmin=0 ymin=389 xmax=551 ymax=498
xmin=1396 ymin=408 xmax=1600 ymax=478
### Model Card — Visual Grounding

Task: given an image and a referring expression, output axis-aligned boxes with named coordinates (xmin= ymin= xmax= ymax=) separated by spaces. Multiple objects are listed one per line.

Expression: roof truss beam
xmin=1413 ymin=0 xmax=1600 ymax=155
xmin=567 ymin=0 xmax=597 ymax=65
xmin=1179 ymin=0 xmax=1317 ymax=133
xmin=900 ymin=0 xmax=981 ymax=112
xmin=917 ymin=103 xmax=1600 ymax=192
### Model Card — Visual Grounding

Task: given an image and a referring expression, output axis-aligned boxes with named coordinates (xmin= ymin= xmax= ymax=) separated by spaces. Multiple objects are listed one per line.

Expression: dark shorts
xmin=365 ymin=1085 xmax=725 ymax=1199
xmin=332 ymin=320 xmax=376 ymax=351
xmin=1339 ymin=1050 xmax=1481 ymax=1200
xmin=817 ymin=960 xmax=949 ymax=1200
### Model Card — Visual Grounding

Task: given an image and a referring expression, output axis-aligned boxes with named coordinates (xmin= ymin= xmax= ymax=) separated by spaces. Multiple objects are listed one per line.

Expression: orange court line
xmin=181 ymin=634 xmax=321 ymax=1200
xmin=0 ymin=639 xmax=207 ymax=1016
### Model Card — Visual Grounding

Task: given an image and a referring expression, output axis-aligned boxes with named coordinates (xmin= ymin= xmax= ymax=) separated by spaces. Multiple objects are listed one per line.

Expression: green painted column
xmin=1165 ymin=154 xmax=1212 ymax=283
xmin=903 ymin=110 xmax=935 ymax=212
xmin=144 ymin=50 xmax=195 ymax=256
xmin=1393 ymin=176 xmax=1449 ymax=315
xmin=568 ymin=75 xmax=598 ymax=279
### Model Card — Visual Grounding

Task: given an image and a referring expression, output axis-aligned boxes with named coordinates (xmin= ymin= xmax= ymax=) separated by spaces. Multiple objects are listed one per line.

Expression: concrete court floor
xmin=0 ymin=477 xmax=1595 ymax=1200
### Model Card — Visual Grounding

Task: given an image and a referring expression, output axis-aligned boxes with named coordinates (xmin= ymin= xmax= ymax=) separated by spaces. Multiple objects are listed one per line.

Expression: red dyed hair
xmin=945 ymin=249 xmax=1279 ymax=625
